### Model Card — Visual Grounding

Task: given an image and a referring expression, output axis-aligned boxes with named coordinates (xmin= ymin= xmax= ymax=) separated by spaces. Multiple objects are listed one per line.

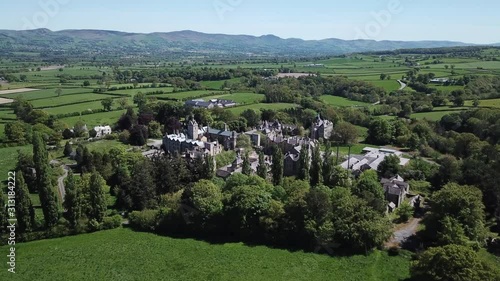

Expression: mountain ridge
xmin=0 ymin=28 xmax=497 ymax=59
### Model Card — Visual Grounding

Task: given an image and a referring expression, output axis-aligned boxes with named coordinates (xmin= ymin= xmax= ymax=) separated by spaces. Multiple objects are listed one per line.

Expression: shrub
xmin=87 ymin=219 xmax=102 ymax=232
xmin=102 ymin=215 xmax=122 ymax=230
xmin=129 ymin=210 xmax=160 ymax=232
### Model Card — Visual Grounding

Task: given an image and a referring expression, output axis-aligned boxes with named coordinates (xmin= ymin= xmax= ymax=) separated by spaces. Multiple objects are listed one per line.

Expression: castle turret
xmin=188 ymin=117 xmax=199 ymax=140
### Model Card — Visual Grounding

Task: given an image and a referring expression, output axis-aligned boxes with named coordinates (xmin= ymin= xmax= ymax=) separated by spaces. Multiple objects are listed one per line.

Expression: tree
xmin=436 ymin=216 xmax=468 ymax=246
xmin=430 ymin=183 xmax=487 ymax=242
xmin=396 ymin=202 xmax=413 ymax=222
xmin=5 ymin=121 xmax=27 ymax=143
xmin=322 ymin=143 xmax=335 ymax=186
xmin=101 ymin=97 xmax=114 ymax=111
xmin=129 ymin=159 xmax=157 ymax=210
xmin=309 ymin=144 xmax=323 ymax=186
xmin=133 ymin=92 xmax=147 ymax=108
xmin=0 ymin=191 xmax=8 ymax=233
xmin=411 ymin=245 xmax=500 ymax=281
xmin=304 ymin=185 xmax=334 ymax=246
xmin=257 ymin=152 xmax=268 ymax=180
xmin=147 ymin=121 xmax=163 ymax=139
xmin=33 ymin=132 xmax=59 ymax=227
xmin=189 ymin=180 xmax=223 ymax=222
xmin=272 ymin=147 xmax=284 ymax=186
xmin=236 ymin=134 xmax=252 ymax=150
xmin=203 ymin=155 xmax=215 ymax=179
xmin=62 ymin=128 xmax=74 ymax=139
xmin=129 ymin=125 xmax=148 ymax=146
xmin=298 ymin=145 xmax=310 ymax=182
xmin=472 ymin=98 xmax=480 ymax=107
xmin=368 ymin=119 xmax=394 ymax=145
xmin=380 ymin=73 xmax=387 ymax=80
xmin=225 ymin=184 xmax=272 ymax=237
xmin=353 ymin=170 xmax=386 ymax=213
xmin=241 ymin=109 xmax=261 ymax=128
xmin=453 ymin=95 xmax=465 ymax=107
xmin=63 ymin=141 xmax=73 ymax=157
xmin=87 ymin=172 xmax=107 ymax=222
xmin=83 ymin=80 xmax=91 ymax=87
xmin=377 ymin=154 xmax=400 ymax=178
xmin=333 ymin=122 xmax=359 ymax=145
xmin=117 ymin=97 xmax=129 ymax=109
xmin=55 ymin=88 xmax=62 ymax=97
xmin=242 ymin=152 xmax=252 ymax=176
xmin=73 ymin=120 xmax=88 ymax=138
xmin=15 ymin=172 xmax=35 ymax=233
xmin=64 ymin=170 xmax=81 ymax=228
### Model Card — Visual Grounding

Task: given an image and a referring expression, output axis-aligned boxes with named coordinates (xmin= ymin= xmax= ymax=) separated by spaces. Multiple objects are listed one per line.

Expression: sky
xmin=1 ymin=0 xmax=499 ymax=43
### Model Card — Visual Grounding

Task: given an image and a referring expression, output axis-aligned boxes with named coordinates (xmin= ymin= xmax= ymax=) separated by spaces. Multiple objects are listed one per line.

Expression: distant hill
xmin=0 ymin=28 xmax=489 ymax=59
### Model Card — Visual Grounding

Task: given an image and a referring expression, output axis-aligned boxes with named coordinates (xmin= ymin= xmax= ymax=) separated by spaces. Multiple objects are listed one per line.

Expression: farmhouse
xmin=185 ymin=99 xmax=237 ymax=109
xmin=430 ymin=78 xmax=450 ymax=84
xmin=341 ymin=147 xmax=410 ymax=175
xmin=381 ymin=175 xmax=410 ymax=209
xmin=93 ymin=125 xmax=112 ymax=138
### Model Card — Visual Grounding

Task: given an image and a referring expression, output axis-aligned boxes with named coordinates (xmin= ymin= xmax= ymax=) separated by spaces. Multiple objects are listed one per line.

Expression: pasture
xmin=0 ymin=228 xmax=411 ymax=281
xmin=201 ymin=92 xmax=265 ymax=104
xmin=320 ymin=95 xmax=371 ymax=107
xmin=228 ymin=103 xmax=299 ymax=115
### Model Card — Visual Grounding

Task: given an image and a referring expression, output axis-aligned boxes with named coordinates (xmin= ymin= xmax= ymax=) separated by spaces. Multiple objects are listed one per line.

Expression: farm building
xmin=341 ymin=147 xmax=410 ymax=175
xmin=185 ymin=99 xmax=237 ymax=109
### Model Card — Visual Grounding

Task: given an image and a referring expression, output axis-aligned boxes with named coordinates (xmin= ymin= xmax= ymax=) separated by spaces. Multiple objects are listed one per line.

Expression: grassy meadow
xmin=0 ymin=228 xmax=412 ymax=281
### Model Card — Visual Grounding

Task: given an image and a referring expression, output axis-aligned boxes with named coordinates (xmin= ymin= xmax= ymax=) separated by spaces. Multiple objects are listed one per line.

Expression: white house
xmin=93 ymin=125 xmax=112 ymax=138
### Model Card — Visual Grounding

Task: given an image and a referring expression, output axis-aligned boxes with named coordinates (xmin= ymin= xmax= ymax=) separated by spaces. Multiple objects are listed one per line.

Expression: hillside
xmin=0 ymin=28 xmax=478 ymax=60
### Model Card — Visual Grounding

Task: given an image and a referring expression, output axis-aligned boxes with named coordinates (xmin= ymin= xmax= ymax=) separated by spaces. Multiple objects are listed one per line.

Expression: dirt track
xmin=0 ymin=88 xmax=39 ymax=95
xmin=0 ymin=97 xmax=13 ymax=104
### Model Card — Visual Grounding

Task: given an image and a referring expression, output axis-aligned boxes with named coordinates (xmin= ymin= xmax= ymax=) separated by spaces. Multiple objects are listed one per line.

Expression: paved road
xmin=57 ymin=164 xmax=69 ymax=203
xmin=397 ymin=80 xmax=407 ymax=90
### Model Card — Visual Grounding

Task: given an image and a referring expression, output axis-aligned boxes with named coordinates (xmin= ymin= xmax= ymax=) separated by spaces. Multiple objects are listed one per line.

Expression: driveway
xmin=397 ymin=80 xmax=407 ymax=90
xmin=57 ymin=164 xmax=70 ymax=203
xmin=385 ymin=218 xmax=422 ymax=248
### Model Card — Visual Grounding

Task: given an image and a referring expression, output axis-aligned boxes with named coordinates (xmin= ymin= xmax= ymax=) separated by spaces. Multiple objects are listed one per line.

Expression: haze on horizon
xmin=2 ymin=0 xmax=499 ymax=44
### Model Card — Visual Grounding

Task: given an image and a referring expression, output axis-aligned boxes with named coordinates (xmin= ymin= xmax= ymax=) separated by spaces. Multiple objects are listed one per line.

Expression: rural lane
xmin=397 ymin=80 xmax=407 ymax=90
xmin=57 ymin=164 xmax=69 ymax=203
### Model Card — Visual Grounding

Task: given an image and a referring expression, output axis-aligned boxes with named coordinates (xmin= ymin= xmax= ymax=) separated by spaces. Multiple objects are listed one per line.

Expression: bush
xmin=129 ymin=210 xmax=160 ymax=232
xmin=104 ymin=133 xmax=118 ymax=140
xmin=102 ymin=215 xmax=123 ymax=230
xmin=87 ymin=219 xmax=102 ymax=232
xmin=396 ymin=202 xmax=414 ymax=223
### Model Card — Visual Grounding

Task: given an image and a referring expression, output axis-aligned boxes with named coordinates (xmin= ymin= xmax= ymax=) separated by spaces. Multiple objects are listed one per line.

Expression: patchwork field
xmin=0 ymin=228 xmax=411 ymax=281
xmin=320 ymin=95 xmax=372 ymax=107
xmin=201 ymin=92 xmax=265 ymax=104
xmin=228 ymin=103 xmax=299 ymax=115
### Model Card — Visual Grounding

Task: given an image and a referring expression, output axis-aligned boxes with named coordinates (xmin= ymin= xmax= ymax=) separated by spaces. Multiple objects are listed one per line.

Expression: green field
xmin=228 ymin=103 xmax=299 ymax=115
xmin=202 ymin=92 xmax=265 ymax=104
xmin=0 ymin=228 xmax=411 ymax=281
xmin=411 ymin=110 xmax=460 ymax=121
xmin=58 ymin=109 xmax=128 ymax=127
xmin=320 ymin=95 xmax=371 ymax=107
xmin=467 ymin=98 xmax=500 ymax=108
xmin=0 ymin=145 xmax=32 ymax=179
xmin=153 ymin=90 xmax=226 ymax=100
xmin=31 ymin=93 xmax=117 ymax=108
